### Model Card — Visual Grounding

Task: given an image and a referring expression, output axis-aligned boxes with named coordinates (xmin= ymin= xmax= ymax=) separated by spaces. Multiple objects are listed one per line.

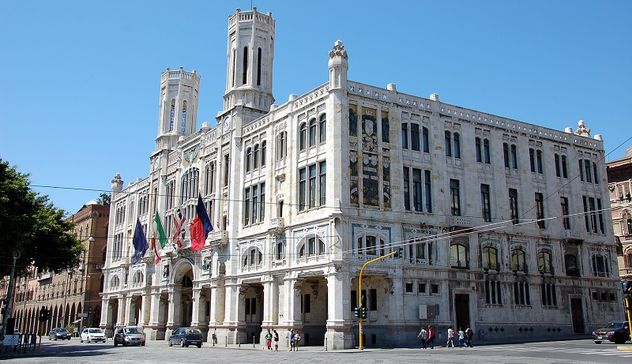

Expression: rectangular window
xmin=413 ymin=168 xmax=422 ymax=212
xmin=535 ymin=192 xmax=545 ymax=229
xmin=411 ymin=123 xmax=420 ymax=151
xmin=431 ymin=284 xmax=439 ymax=295
xmin=589 ymin=197 xmax=597 ymax=232
xmin=381 ymin=111 xmax=389 ymax=143
xmin=422 ymin=127 xmax=429 ymax=153
xmin=401 ymin=123 xmax=408 ymax=149
xmin=445 ymin=131 xmax=452 ymax=157
xmin=585 ymin=160 xmax=592 ymax=183
xmin=259 ymin=183 xmax=265 ymax=222
xmin=579 ymin=159 xmax=584 ymax=181
xmin=561 ymin=155 xmax=568 ymax=178
xmin=510 ymin=144 xmax=518 ymax=169
xmin=554 ymin=154 xmax=560 ymax=177
xmin=424 ymin=170 xmax=432 ymax=213
xmin=299 ymin=168 xmax=306 ymax=211
xmin=251 ymin=184 xmax=258 ymax=223
xmin=503 ymin=143 xmax=510 ymax=168
xmin=278 ymin=200 xmax=283 ymax=218
xmin=450 ymin=179 xmax=461 ymax=216
xmin=481 ymin=184 xmax=491 ymax=222
xmin=319 ymin=161 xmax=326 ymax=206
xmin=244 ymin=188 xmax=250 ymax=226
xmin=369 ymin=288 xmax=377 ymax=311
xmin=309 ymin=165 xmax=317 ymax=208
xmin=536 ymin=150 xmax=543 ymax=173
xmin=223 ymin=154 xmax=230 ymax=186
xmin=403 ymin=166 xmax=410 ymax=211
xmin=405 ymin=283 xmax=413 ymax=293
xmin=583 ymin=196 xmax=590 ymax=232
xmin=593 ymin=162 xmax=599 ymax=184
xmin=561 ymin=196 xmax=570 ymax=230
xmin=418 ymin=283 xmax=426 ymax=294
xmin=597 ymin=198 xmax=604 ymax=233
xmin=509 ymin=188 xmax=519 ymax=224
xmin=529 ymin=148 xmax=536 ymax=172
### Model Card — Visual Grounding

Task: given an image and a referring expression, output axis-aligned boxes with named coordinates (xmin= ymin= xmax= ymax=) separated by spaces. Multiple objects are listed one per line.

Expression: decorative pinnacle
xmin=329 ymin=40 xmax=348 ymax=60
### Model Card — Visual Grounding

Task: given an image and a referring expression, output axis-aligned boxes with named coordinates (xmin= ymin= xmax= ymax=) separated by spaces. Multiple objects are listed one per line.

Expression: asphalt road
xmin=3 ymin=338 xmax=632 ymax=363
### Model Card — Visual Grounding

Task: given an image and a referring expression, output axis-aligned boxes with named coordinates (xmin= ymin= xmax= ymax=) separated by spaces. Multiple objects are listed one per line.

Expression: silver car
xmin=113 ymin=326 xmax=146 ymax=347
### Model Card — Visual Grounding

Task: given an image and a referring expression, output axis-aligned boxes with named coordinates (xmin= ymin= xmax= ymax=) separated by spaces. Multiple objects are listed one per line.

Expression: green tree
xmin=96 ymin=192 xmax=111 ymax=205
xmin=0 ymin=159 xmax=83 ymax=276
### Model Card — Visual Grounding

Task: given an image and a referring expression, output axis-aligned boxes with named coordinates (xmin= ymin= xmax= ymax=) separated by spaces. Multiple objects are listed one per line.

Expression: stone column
xmin=99 ymin=298 xmax=110 ymax=329
xmin=166 ymin=286 xmax=179 ymax=338
xmin=116 ymin=296 xmax=126 ymax=327
xmin=262 ymin=278 xmax=278 ymax=327
xmin=325 ymin=271 xmax=354 ymax=350
xmin=146 ymin=291 xmax=162 ymax=340
xmin=141 ymin=291 xmax=151 ymax=326
xmin=283 ymin=276 xmax=302 ymax=327
xmin=190 ymin=287 xmax=202 ymax=328
xmin=124 ymin=295 xmax=134 ymax=326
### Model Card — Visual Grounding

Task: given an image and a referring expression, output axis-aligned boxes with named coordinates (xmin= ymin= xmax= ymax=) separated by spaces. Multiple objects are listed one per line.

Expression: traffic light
xmin=623 ymin=281 xmax=632 ymax=296
xmin=395 ymin=247 xmax=403 ymax=258
xmin=354 ymin=307 xmax=359 ymax=318
xmin=361 ymin=306 xmax=367 ymax=319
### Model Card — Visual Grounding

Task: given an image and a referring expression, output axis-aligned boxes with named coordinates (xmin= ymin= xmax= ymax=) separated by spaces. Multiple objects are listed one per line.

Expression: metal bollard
xmin=238 ymin=336 xmax=241 ymax=347
xmin=225 ymin=335 xmax=228 ymax=347
xmin=253 ymin=335 xmax=255 ymax=348
xmin=325 ymin=337 xmax=328 ymax=351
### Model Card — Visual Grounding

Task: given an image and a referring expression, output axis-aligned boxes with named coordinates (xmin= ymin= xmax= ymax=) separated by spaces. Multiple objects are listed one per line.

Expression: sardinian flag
xmin=172 ymin=209 xmax=186 ymax=248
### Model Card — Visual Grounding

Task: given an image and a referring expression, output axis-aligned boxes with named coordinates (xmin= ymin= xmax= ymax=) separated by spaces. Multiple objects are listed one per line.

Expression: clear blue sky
xmin=1 ymin=0 xmax=631 ymax=214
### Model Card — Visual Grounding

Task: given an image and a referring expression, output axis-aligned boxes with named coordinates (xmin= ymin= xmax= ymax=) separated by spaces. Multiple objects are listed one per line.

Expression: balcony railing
xmin=208 ymin=230 xmax=228 ymax=247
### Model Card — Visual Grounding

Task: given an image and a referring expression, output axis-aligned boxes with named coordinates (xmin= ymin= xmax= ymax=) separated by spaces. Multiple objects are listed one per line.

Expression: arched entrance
xmin=241 ymin=283 xmax=264 ymax=344
xmin=180 ymin=272 xmax=193 ymax=326
xmin=298 ymin=277 xmax=328 ymax=346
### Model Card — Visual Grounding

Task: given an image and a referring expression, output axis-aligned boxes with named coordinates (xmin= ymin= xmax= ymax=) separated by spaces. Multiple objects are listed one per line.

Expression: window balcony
xmin=448 ymin=216 xmax=472 ymax=229
xmin=269 ymin=217 xmax=285 ymax=233
xmin=208 ymin=230 xmax=228 ymax=247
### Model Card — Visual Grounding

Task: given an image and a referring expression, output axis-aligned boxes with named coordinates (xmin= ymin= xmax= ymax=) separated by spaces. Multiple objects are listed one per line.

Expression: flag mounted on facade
xmin=189 ymin=195 xmax=213 ymax=252
xmin=172 ymin=210 xmax=186 ymax=248
xmin=153 ymin=212 xmax=168 ymax=248
xmin=131 ymin=218 xmax=148 ymax=264
xmin=151 ymin=236 xmax=161 ymax=264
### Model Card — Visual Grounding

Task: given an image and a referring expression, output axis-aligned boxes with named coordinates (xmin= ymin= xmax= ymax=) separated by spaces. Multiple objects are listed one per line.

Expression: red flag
xmin=151 ymin=237 xmax=161 ymax=264
xmin=189 ymin=217 xmax=205 ymax=252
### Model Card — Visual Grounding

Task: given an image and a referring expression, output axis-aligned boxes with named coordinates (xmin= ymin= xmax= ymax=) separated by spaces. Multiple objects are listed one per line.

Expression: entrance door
xmin=454 ymin=294 xmax=470 ymax=331
xmin=570 ymin=298 xmax=584 ymax=334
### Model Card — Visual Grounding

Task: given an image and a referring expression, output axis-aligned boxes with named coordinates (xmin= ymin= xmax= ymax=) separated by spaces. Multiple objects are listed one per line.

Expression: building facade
xmin=100 ymin=8 xmax=622 ymax=349
xmin=608 ymin=147 xmax=632 ymax=282
xmin=8 ymin=202 xmax=109 ymax=335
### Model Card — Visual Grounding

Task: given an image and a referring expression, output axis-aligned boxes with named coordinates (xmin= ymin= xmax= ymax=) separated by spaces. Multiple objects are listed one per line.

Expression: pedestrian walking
xmin=446 ymin=326 xmax=455 ymax=348
xmin=417 ymin=326 xmax=428 ymax=349
xmin=289 ymin=329 xmax=295 ymax=351
xmin=273 ymin=329 xmax=279 ymax=351
xmin=458 ymin=328 xmax=465 ymax=347
xmin=427 ymin=325 xmax=435 ymax=349
xmin=465 ymin=327 xmax=474 ymax=348
xmin=294 ymin=330 xmax=301 ymax=351
xmin=265 ymin=329 xmax=273 ymax=350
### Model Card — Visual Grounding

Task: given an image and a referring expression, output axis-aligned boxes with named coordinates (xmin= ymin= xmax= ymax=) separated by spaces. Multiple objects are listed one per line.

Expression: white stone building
xmin=100 ymin=8 xmax=623 ymax=349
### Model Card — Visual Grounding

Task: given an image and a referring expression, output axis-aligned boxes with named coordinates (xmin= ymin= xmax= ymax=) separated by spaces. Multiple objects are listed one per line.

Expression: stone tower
xmin=155 ymin=67 xmax=201 ymax=151
xmin=220 ymin=7 xmax=275 ymax=122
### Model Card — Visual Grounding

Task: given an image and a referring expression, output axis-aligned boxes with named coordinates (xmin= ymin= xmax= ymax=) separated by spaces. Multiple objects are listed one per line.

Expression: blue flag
xmin=196 ymin=195 xmax=213 ymax=238
xmin=132 ymin=218 xmax=148 ymax=264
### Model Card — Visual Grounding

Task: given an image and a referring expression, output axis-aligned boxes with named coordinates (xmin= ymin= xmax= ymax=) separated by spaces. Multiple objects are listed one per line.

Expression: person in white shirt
xmin=446 ymin=327 xmax=455 ymax=347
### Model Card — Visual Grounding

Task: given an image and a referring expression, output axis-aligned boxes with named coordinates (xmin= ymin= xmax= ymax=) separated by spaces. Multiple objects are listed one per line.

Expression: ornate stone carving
xmin=328 ymin=40 xmax=348 ymax=60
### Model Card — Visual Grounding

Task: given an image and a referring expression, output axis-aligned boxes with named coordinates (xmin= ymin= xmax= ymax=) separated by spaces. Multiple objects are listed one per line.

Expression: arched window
xmin=242 ymin=247 xmax=263 ymax=269
xmin=275 ymin=239 xmax=285 ymax=261
xmin=256 ymin=47 xmax=262 ymax=86
xmin=298 ymin=236 xmax=326 ymax=259
xmin=260 ymin=141 xmax=266 ymax=166
xmin=537 ymin=250 xmax=553 ymax=274
xmin=483 ymin=138 xmax=491 ymax=164
xmin=453 ymin=133 xmax=461 ymax=159
xmin=309 ymin=118 xmax=317 ymax=147
xmin=253 ymin=144 xmax=259 ymax=169
xmin=242 ymin=46 xmax=248 ymax=84
xmin=181 ymin=100 xmax=187 ymax=134
xmin=319 ymin=114 xmax=327 ymax=143
xmin=169 ymin=99 xmax=175 ymax=131
xmin=110 ymin=276 xmax=120 ymax=290
xmin=180 ymin=168 xmax=199 ymax=203
xmin=299 ymin=123 xmax=307 ymax=151
xmin=475 ymin=137 xmax=482 ymax=162
xmin=444 ymin=131 xmax=452 ymax=157
xmin=133 ymin=271 xmax=144 ymax=285
xmin=245 ymin=147 xmax=252 ymax=172
xmin=482 ymin=246 xmax=498 ymax=270
xmin=450 ymin=242 xmax=468 ymax=268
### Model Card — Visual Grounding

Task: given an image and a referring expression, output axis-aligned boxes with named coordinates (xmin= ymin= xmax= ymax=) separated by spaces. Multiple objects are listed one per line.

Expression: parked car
xmin=592 ymin=321 xmax=630 ymax=344
xmin=49 ymin=328 xmax=72 ymax=340
xmin=113 ymin=326 xmax=145 ymax=347
xmin=168 ymin=327 xmax=203 ymax=348
xmin=80 ymin=327 xmax=107 ymax=343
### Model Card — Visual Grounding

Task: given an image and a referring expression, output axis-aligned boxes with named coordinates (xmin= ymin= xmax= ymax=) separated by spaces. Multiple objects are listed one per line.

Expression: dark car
xmin=48 ymin=328 xmax=71 ymax=341
xmin=592 ymin=321 xmax=630 ymax=344
xmin=168 ymin=327 xmax=203 ymax=348
xmin=113 ymin=326 xmax=146 ymax=347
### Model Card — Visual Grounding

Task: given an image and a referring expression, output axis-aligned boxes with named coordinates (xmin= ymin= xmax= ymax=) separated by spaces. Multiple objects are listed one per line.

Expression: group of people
xmin=417 ymin=325 xmax=473 ymax=348
xmin=263 ymin=329 xmax=301 ymax=351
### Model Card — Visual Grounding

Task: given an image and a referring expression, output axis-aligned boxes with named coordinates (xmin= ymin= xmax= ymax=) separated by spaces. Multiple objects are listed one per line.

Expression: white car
xmin=80 ymin=328 xmax=107 ymax=343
